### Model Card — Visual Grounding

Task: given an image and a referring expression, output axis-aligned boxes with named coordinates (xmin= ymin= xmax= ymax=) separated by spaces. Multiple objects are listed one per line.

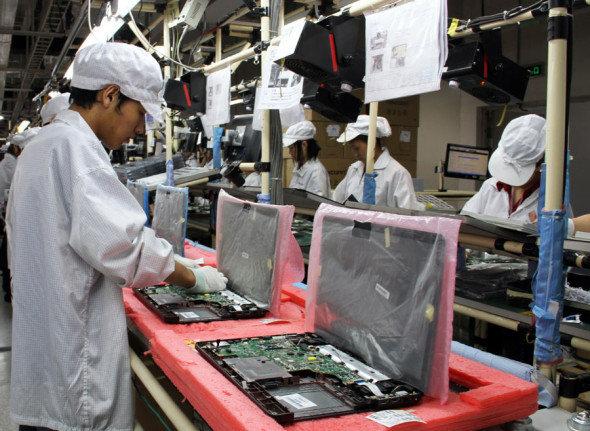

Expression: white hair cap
xmin=488 ymin=114 xmax=546 ymax=187
xmin=10 ymin=127 xmax=41 ymax=149
xmin=40 ymin=93 xmax=71 ymax=125
xmin=336 ymin=115 xmax=392 ymax=143
xmin=282 ymin=121 xmax=316 ymax=147
xmin=70 ymin=42 xmax=165 ymax=124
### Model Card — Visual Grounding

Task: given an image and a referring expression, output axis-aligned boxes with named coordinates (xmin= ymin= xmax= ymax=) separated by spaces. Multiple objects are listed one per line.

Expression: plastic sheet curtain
xmin=126 ymin=180 xmax=150 ymax=226
xmin=532 ymin=160 xmax=570 ymax=364
xmin=152 ymin=184 xmax=189 ymax=256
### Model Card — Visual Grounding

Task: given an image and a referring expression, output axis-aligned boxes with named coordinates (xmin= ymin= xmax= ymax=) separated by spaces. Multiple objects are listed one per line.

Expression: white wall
xmin=416 ymin=85 xmax=485 ymax=191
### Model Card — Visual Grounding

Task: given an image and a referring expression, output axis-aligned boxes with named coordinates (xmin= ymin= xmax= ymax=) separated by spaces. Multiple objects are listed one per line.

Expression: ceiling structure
xmin=0 ymin=0 xmax=339 ymax=140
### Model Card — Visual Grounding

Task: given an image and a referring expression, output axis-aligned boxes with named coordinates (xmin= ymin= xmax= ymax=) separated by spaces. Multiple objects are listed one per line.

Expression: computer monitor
xmin=444 ymin=144 xmax=490 ymax=181
xmin=223 ymin=114 xmax=261 ymax=163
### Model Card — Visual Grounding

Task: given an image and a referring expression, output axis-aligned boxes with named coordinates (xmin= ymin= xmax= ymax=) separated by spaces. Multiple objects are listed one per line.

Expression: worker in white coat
xmin=461 ymin=114 xmax=546 ymax=224
xmin=6 ymin=42 xmax=227 ymax=431
xmin=283 ymin=120 xmax=331 ymax=196
xmin=0 ymin=128 xmax=39 ymax=302
xmin=0 ymin=129 xmax=38 ymax=205
xmin=333 ymin=115 xmax=418 ymax=209
xmin=40 ymin=92 xmax=71 ymax=125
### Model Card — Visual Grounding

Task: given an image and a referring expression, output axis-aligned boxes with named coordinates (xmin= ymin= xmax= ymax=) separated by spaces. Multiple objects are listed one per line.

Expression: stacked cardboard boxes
xmin=282 ymin=95 xmax=420 ymax=189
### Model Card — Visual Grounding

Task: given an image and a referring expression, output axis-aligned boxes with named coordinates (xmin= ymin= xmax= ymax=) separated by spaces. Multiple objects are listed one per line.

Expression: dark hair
xmin=293 ymin=138 xmax=321 ymax=168
xmin=70 ymin=86 xmax=131 ymax=111
xmin=351 ymin=135 xmax=382 ymax=146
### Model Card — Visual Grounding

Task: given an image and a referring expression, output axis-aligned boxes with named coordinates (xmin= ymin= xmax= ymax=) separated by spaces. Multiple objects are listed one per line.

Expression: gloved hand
xmin=185 ymin=266 xmax=228 ymax=294
xmin=174 ymin=254 xmax=203 ymax=269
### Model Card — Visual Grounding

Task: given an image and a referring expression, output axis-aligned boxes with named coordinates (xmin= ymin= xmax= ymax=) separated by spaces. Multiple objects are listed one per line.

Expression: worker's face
xmin=97 ymin=86 xmax=146 ymax=150
xmin=287 ymin=143 xmax=298 ymax=161
xmin=347 ymin=138 xmax=367 ymax=163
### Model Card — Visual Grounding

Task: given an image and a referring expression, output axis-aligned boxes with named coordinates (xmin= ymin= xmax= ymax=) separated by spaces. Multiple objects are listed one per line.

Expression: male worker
xmin=333 ymin=115 xmax=418 ymax=209
xmin=7 ymin=42 xmax=227 ymax=431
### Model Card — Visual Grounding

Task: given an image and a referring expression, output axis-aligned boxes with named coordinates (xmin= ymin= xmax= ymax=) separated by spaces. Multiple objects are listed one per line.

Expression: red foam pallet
xmin=126 ymin=290 xmax=538 ymax=431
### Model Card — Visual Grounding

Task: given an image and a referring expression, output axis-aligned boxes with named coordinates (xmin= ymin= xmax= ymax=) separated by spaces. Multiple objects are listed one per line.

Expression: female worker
xmin=283 ymin=120 xmax=331 ymax=197
xmin=461 ymin=114 xmax=546 ymax=224
xmin=333 ymin=115 xmax=418 ymax=209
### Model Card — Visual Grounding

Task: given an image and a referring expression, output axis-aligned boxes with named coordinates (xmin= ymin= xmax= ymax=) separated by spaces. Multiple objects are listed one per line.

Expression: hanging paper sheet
xmin=257 ymin=46 xmax=304 ymax=110
xmin=363 ymin=0 xmax=447 ymax=103
xmin=202 ymin=66 xmax=231 ymax=126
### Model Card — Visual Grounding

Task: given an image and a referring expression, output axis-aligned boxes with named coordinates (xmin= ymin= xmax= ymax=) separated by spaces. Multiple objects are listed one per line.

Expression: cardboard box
xmin=315 ymin=121 xmax=345 ymax=159
xmin=322 ymin=158 xmax=355 ymax=190
xmin=361 ymin=95 xmax=420 ymax=127
xmin=382 ymin=126 xmax=418 ymax=159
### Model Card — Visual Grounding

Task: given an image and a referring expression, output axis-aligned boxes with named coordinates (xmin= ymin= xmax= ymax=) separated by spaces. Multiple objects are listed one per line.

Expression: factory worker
xmin=0 ymin=128 xmax=39 ymax=303
xmin=243 ymin=170 xmax=261 ymax=187
xmin=6 ymin=42 xmax=227 ymax=431
xmin=333 ymin=115 xmax=418 ymax=209
xmin=461 ymin=115 xmax=546 ymax=224
xmin=283 ymin=120 xmax=331 ymax=196
xmin=40 ymin=92 xmax=71 ymax=125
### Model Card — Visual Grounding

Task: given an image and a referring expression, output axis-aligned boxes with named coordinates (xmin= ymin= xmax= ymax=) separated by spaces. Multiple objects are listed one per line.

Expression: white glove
xmin=174 ymin=254 xmax=203 ymax=269
xmin=185 ymin=266 xmax=228 ymax=294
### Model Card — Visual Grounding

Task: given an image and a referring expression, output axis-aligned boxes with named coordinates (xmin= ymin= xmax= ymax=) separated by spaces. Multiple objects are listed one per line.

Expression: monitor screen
xmin=444 ymin=144 xmax=490 ymax=181
xmin=224 ymin=115 xmax=261 ymax=163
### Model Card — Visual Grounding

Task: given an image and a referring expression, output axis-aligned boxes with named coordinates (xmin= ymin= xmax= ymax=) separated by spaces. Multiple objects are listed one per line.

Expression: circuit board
xmin=133 ymin=284 xmax=267 ymax=323
xmin=196 ymin=333 xmax=422 ymax=423
xmin=141 ymin=285 xmax=239 ymax=307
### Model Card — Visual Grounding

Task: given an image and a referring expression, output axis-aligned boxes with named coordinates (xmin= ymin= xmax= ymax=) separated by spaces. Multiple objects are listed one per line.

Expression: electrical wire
xmin=454 ymin=1 xmax=548 ymax=33
xmin=127 ymin=10 xmax=200 ymax=71
xmin=131 ymin=376 xmax=173 ymax=431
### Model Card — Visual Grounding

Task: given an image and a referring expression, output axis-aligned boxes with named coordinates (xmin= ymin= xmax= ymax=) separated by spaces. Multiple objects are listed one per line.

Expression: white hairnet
xmin=336 ymin=115 xmax=392 ymax=143
xmin=282 ymin=120 xmax=316 ymax=147
xmin=488 ymin=114 xmax=546 ymax=187
xmin=40 ymin=93 xmax=71 ymax=125
xmin=70 ymin=42 xmax=165 ymax=124
xmin=10 ymin=127 xmax=41 ymax=149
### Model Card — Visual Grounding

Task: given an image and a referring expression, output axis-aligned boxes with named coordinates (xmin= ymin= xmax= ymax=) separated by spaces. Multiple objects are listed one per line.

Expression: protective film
xmin=216 ymin=190 xmax=304 ymax=315
xmin=305 ymin=204 xmax=461 ymax=403
xmin=127 ymin=180 xmax=150 ymax=227
xmin=151 ymin=184 xmax=189 ymax=256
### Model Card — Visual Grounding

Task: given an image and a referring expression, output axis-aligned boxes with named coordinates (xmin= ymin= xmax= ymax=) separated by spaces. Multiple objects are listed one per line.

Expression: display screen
xmin=444 ymin=144 xmax=490 ymax=181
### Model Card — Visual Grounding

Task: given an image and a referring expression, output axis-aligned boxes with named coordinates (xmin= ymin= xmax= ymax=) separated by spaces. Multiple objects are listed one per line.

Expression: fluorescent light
xmin=0 ymin=115 xmax=5 ymax=121
xmin=64 ymin=0 xmax=141 ymax=80
xmin=17 ymin=120 xmax=30 ymax=132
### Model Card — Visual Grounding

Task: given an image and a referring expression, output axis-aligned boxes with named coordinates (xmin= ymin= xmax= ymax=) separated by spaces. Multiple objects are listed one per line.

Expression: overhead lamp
xmin=17 ymin=120 xmax=30 ymax=132
xmin=64 ymin=0 xmax=141 ymax=80
xmin=0 ymin=115 xmax=5 ymax=121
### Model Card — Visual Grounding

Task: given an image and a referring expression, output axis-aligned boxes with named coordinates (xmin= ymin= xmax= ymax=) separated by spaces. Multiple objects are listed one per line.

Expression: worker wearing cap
xmin=461 ymin=114 xmax=546 ymax=224
xmin=0 ymin=128 xmax=40 ymax=303
xmin=283 ymin=120 xmax=331 ymax=197
xmin=6 ymin=42 xmax=227 ymax=431
xmin=333 ymin=115 xmax=418 ymax=209
xmin=40 ymin=92 xmax=71 ymax=125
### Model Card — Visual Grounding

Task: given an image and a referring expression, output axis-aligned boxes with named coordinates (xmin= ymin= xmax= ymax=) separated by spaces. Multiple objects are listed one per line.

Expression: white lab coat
xmin=0 ymin=153 xmax=16 ymax=204
xmin=6 ymin=110 xmax=175 ymax=431
xmin=243 ymin=171 xmax=261 ymax=187
xmin=332 ymin=148 xmax=418 ymax=209
xmin=461 ymin=177 xmax=539 ymax=223
xmin=289 ymin=158 xmax=331 ymax=197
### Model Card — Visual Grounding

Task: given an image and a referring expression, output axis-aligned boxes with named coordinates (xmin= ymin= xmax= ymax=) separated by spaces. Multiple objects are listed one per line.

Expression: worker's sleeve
xmin=389 ymin=168 xmax=418 ymax=210
xmin=68 ymin=167 xmax=175 ymax=288
xmin=308 ymin=168 xmax=329 ymax=197
xmin=332 ymin=168 xmax=351 ymax=203
xmin=460 ymin=190 xmax=484 ymax=214
xmin=0 ymin=157 xmax=15 ymax=198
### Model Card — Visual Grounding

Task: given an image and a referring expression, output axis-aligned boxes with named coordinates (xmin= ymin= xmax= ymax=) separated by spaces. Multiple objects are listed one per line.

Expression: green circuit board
xmin=206 ymin=335 xmax=367 ymax=385
xmin=142 ymin=284 xmax=234 ymax=306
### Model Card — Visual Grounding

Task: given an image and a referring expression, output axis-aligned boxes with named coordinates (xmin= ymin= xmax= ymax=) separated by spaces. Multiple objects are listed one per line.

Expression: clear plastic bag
xmin=151 ymin=184 xmax=188 ymax=255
